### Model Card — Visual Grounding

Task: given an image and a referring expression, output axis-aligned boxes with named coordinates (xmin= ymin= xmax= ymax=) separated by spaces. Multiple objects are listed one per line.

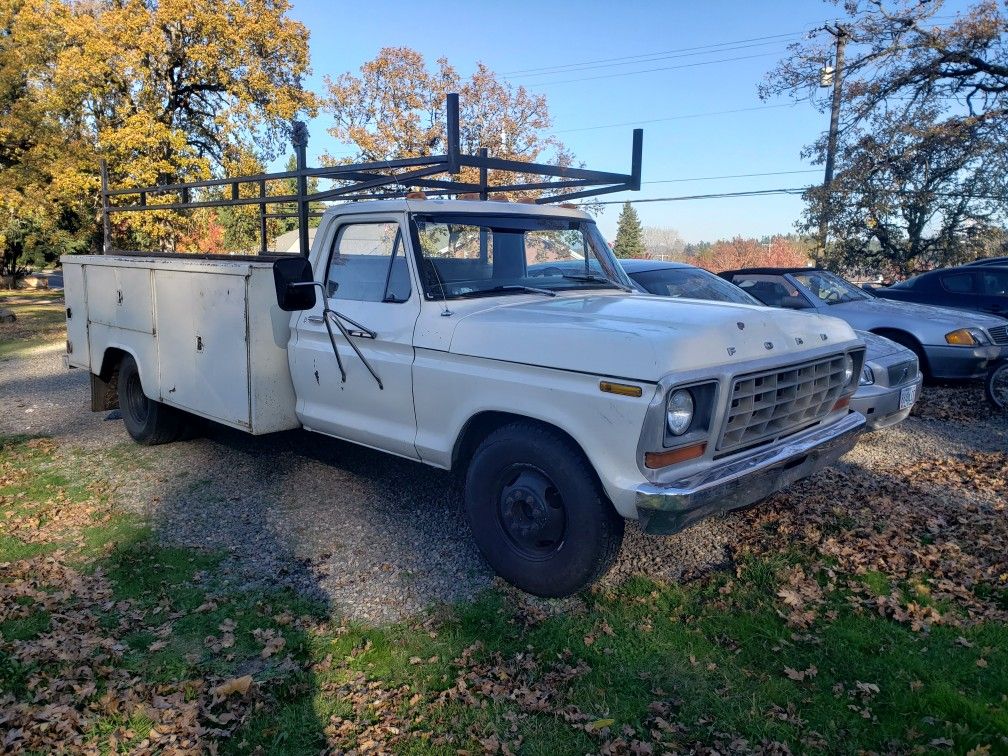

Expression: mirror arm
xmin=288 ymin=282 xmax=384 ymax=390
xmin=289 ymin=282 xmax=348 ymax=383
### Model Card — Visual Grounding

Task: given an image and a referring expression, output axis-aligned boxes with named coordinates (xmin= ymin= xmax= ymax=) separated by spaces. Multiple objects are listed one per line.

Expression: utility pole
xmin=818 ymin=24 xmax=847 ymax=264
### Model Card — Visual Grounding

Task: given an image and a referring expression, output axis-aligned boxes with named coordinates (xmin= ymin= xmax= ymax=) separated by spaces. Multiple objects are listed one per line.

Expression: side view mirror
xmin=273 ymin=256 xmax=317 ymax=311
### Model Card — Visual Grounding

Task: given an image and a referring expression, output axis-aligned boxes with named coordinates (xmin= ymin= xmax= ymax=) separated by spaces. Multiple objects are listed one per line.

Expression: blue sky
xmin=285 ymin=0 xmax=973 ymax=243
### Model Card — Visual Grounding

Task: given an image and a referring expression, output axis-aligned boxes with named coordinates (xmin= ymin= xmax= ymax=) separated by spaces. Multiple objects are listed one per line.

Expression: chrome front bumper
xmin=635 ymin=411 xmax=865 ymax=535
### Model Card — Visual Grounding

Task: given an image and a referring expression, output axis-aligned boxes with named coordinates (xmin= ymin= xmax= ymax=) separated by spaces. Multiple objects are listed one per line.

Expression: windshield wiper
xmin=481 ymin=286 xmax=556 ymax=298
xmin=560 ymin=273 xmax=631 ymax=292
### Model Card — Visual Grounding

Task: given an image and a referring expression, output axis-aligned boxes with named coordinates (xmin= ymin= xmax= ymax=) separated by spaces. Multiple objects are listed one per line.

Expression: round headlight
xmin=843 ymin=354 xmax=854 ymax=385
xmin=666 ymin=389 xmax=694 ymax=436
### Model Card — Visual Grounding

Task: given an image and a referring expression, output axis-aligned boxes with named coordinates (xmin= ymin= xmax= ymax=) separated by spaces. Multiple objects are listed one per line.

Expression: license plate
xmin=899 ymin=384 xmax=917 ymax=409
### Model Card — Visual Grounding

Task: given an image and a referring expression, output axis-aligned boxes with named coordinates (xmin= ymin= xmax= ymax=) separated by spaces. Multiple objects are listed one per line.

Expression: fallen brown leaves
xmin=0 ymin=439 xmax=115 ymax=548
xmin=910 ymin=386 xmax=991 ymax=424
xmin=737 ymin=443 xmax=1008 ymax=632
xmin=0 ymin=555 xmax=256 ymax=754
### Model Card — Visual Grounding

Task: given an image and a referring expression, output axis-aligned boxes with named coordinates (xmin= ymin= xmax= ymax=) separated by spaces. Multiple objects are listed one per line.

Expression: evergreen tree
xmin=613 ymin=201 xmax=645 ymax=258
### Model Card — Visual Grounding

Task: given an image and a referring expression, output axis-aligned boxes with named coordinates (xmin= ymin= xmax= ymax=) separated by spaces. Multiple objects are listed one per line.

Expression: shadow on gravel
xmin=139 ymin=417 xmax=489 ymax=624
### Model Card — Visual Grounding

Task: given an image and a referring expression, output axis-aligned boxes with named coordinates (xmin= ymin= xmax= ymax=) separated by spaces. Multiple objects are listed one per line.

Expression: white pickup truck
xmin=62 ymin=197 xmax=866 ymax=596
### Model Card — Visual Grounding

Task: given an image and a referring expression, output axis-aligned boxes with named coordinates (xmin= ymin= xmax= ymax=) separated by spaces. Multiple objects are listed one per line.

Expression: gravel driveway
xmin=2 ymin=345 xmax=1005 ymax=623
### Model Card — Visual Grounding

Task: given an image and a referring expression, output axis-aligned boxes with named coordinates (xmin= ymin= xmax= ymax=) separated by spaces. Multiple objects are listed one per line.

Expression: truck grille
xmin=886 ymin=358 xmax=918 ymax=387
xmin=988 ymin=325 xmax=1008 ymax=345
xmin=718 ymin=354 xmax=850 ymax=454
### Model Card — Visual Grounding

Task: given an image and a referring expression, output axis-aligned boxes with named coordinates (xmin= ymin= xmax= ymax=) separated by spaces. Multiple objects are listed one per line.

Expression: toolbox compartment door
xmin=154 ymin=270 xmax=251 ymax=428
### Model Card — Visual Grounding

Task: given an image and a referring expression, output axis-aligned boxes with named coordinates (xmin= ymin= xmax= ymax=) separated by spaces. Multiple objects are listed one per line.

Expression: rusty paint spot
xmin=314 ymin=370 xmax=320 ymax=385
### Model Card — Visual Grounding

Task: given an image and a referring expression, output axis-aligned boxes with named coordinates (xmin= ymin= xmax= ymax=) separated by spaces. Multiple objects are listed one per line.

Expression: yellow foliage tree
xmin=324 ymin=47 xmax=574 ymax=199
xmin=2 ymin=0 xmax=317 ymax=261
xmin=1 ymin=0 xmax=93 ymax=279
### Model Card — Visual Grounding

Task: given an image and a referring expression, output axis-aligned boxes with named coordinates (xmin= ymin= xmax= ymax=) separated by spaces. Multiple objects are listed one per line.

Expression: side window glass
xmin=326 ymin=222 xmax=411 ymax=303
xmin=941 ymin=273 xmax=975 ymax=293
xmin=734 ymin=276 xmax=800 ymax=307
xmin=982 ymin=271 xmax=1008 ymax=296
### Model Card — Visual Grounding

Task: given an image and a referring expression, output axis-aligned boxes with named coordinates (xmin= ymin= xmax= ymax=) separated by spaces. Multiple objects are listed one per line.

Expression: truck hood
xmin=447 ymin=293 xmax=859 ymax=382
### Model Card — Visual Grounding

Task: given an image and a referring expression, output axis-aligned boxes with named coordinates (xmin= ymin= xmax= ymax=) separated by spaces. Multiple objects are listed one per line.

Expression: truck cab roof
xmin=323 ymin=198 xmax=593 ymax=221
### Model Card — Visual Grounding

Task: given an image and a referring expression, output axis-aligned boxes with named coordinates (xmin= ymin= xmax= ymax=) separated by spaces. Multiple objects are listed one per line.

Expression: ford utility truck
xmin=62 ymin=97 xmax=866 ymax=596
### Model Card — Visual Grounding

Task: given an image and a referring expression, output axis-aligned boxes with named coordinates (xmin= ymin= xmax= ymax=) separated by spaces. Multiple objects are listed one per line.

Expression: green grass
xmin=2 ymin=432 xmax=1007 ymax=753
xmin=0 ymin=288 xmax=65 ymax=359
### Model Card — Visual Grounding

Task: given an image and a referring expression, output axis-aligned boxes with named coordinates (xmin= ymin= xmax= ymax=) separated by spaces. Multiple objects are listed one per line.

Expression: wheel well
xmin=868 ymin=328 xmax=930 ymax=375
xmin=451 ymin=411 xmax=590 ymax=476
xmin=98 ymin=347 xmax=129 ymax=382
xmin=89 ymin=347 xmax=130 ymax=412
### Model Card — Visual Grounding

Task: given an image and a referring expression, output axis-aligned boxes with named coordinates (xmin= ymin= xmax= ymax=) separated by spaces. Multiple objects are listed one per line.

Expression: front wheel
xmin=464 ymin=422 xmax=624 ymax=597
xmin=986 ymin=359 xmax=1008 ymax=412
xmin=118 ymin=355 xmax=189 ymax=445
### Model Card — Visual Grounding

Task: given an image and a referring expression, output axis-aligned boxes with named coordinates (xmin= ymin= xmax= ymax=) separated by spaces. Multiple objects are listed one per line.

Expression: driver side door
xmin=290 ymin=215 xmax=421 ymax=459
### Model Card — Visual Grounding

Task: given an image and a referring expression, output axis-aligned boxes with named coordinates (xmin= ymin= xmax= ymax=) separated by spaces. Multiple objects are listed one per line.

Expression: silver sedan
xmin=720 ymin=267 xmax=1006 ymax=381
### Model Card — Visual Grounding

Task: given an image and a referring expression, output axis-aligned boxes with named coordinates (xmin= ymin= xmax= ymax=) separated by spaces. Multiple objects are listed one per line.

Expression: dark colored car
xmin=964 ymin=256 xmax=1008 ymax=267
xmin=719 ymin=267 xmax=1007 ymax=380
xmin=868 ymin=265 xmax=1008 ymax=319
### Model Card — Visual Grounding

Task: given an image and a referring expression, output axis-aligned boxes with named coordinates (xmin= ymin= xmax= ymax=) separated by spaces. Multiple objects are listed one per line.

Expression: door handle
xmin=307 ymin=314 xmax=376 ymax=339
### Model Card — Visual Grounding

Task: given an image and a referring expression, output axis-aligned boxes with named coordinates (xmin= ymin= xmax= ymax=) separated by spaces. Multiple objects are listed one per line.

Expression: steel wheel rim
xmin=123 ymin=370 xmax=150 ymax=425
xmin=495 ymin=464 xmax=567 ymax=560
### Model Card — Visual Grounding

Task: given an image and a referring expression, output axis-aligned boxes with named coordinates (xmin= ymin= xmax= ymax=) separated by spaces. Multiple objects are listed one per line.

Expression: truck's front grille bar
xmin=717 ymin=354 xmax=849 ymax=454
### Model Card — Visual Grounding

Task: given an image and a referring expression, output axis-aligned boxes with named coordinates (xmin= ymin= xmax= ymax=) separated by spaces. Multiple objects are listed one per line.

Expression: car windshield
xmin=792 ymin=270 xmax=870 ymax=305
xmin=630 ymin=267 xmax=760 ymax=305
xmin=411 ymin=213 xmax=633 ymax=300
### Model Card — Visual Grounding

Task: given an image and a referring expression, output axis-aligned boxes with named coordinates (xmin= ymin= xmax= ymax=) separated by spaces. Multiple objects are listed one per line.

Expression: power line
xmin=643 ymin=169 xmax=821 ymax=184
xmin=521 ymin=51 xmax=785 ymax=88
xmin=509 ymin=39 xmax=798 ymax=80
xmin=592 ymin=190 xmax=806 ymax=208
xmin=502 ymin=31 xmax=807 ymax=76
xmin=553 ymin=103 xmax=798 ymax=133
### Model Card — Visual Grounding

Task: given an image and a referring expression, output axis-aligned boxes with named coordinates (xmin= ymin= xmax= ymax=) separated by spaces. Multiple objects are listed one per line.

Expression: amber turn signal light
xmin=831 ymin=394 xmax=851 ymax=412
xmin=599 ymin=381 xmax=643 ymax=398
xmin=644 ymin=442 xmax=706 ymax=469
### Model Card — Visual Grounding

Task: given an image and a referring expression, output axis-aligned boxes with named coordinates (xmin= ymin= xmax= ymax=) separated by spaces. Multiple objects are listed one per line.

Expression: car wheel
xmin=986 ymin=359 xmax=1008 ymax=412
xmin=464 ymin=421 xmax=625 ymax=597
xmin=118 ymin=355 xmax=189 ymax=445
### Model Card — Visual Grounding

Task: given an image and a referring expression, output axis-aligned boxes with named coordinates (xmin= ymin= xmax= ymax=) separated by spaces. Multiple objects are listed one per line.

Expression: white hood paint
xmin=442 ymin=292 xmax=859 ymax=382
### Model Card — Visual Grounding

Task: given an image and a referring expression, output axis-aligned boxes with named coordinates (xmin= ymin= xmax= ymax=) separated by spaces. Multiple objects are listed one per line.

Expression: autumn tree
xmin=763 ymin=0 xmax=1008 ymax=275
xmin=1 ymin=0 xmax=91 ymax=282
xmin=323 ymin=47 xmax=573 ymax=197
xmin=692 ymin=235 xmax=809 ymax=273
xmin=641 ymin=225 xmax=685 ymax=261
xmin=612 ymin=202 xmax=645 ymax=258
xmin=2 ymin=0 xmax=317 ymax=266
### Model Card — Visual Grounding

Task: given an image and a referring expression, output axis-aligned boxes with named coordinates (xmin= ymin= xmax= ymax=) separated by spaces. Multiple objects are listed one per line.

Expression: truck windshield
xmin=410 ymin=213 xmax=633 ymax=300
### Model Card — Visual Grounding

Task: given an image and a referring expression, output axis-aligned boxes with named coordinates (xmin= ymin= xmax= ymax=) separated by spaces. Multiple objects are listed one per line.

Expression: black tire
xmin=118 ymin=355 xmax=188 ymax=445
xmin=986 ymin=359 xmax=1008 ymax=412
xmin=463 ymin=422 xmax=624 ymax=598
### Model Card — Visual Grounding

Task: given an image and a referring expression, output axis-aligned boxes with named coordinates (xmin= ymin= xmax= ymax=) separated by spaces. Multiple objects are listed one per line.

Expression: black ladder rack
xmin=100 ymin=93 xmax=643 ymax=257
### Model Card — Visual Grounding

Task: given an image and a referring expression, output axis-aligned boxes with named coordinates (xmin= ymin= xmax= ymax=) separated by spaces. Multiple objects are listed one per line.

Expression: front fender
xmin=412 ymin=348 xmax=656 ymax=518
